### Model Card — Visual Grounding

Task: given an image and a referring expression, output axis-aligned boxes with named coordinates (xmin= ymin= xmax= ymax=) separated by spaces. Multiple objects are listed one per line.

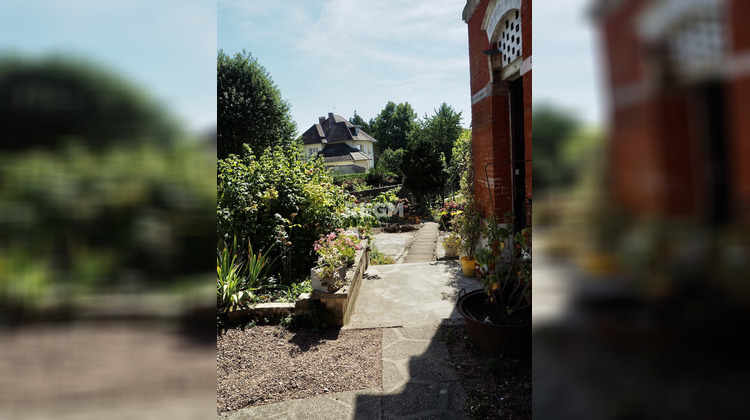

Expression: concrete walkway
xmin=220 ymin=261 xmax=481 ymax=420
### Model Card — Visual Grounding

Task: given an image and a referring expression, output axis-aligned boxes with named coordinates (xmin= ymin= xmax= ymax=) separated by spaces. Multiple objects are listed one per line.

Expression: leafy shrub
xmin=339 ymin=177 xmax=371 ymax=193
xmin=377 ymin=148 xmax=405 ymax=177
xmin=217 ymin=237 xmax=252 ymax=313
xmin=218 ymin=145 xmax=366 ymax=281
xmin=365 ymin=166 xmax=399 ymax=187
xmin=217 ymin=236 xmax=279 ymax=314
xmin=333 ymin=173 xmax=367 ymax=185
xmin=434 ymin=199 xmax=465 ymax=230
xmin=0 ymin=141 xmax=214 ymax=308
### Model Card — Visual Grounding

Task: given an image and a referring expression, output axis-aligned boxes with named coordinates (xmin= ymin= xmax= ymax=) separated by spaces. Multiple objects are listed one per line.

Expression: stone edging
xmin=227 ymin=239 xmax=371 ymax=326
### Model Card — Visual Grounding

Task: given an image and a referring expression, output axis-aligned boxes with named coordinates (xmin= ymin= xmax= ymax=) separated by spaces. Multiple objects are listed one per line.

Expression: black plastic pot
xmin=456 ymin=289 xmax=531 ymax=356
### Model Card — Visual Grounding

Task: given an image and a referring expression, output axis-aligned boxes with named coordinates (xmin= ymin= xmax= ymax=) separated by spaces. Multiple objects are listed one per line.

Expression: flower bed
xmin=311 ymin=229 xmax=362 ymax=293
xmin=226 ymin=238 xmax=370 ymax=327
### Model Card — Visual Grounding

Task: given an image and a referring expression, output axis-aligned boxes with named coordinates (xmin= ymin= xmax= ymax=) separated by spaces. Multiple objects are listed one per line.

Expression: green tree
xmin=377 ymin=148 xmax=405 ymax=177
xmin=420 ymin=103 xmax=463 ymax=168
xmin=0 ymin=55 xmax=180 ymax=151
xmin=532 ymin=102 xmax=580 ymax=191
xmin=448 ymin=129 xmax=472 ymax=192
xmin=401 ymin=127 xmax=448 ymax=207
xmin=349 ymin=110 xmax=371 ymax=134
xmin=370 ymin=101 xmax=417 ymax=154
xmin=217 ymin=49 xmax=297 ymax=159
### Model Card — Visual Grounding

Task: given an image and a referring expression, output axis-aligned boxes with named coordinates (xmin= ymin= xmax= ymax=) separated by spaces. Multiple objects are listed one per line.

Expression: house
xmin=591 ymin=0 xmax=750 ymax=225
xmin=463 ymin=0 xmax=532 ymax=228
xmin=300 ymin=112 xmax=377 ymax=174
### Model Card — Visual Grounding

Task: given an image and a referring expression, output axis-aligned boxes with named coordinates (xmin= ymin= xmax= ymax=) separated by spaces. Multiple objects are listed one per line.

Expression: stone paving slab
xmin=347 ymin=261 xmax=481 ymax=329
xmin=372 ymin=230 xmax=418 ymax=264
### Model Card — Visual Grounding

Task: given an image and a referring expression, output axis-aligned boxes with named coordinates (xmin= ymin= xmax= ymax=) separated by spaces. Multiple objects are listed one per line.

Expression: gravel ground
xmin=439 ymin=324 xmax=532 ymax=419
xmin=0 ymin=321 xmax=216 ymax=418
xmin=217 ymin=325 xmax=382 ymax=414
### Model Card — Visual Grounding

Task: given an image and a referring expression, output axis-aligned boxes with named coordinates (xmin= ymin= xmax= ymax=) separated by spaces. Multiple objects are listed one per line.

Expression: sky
xmin=0 ymin=0 xmax=603 ymax=136
xmin=533 ymin=0 xmax=606 ymax=127
xmin=218 ymin=0 xmax=604 ymax=134
xmin=0 ymin=0 xmax=217 ymax=134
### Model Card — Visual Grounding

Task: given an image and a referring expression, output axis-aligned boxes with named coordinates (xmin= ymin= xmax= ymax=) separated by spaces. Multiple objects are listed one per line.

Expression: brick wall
xmin=729 ymin=0 xmax=750 ymax=221
xmin=598 ymin=0 xmax=750 ymax=223
xmin=465 ymin=0 xmax=532 ymax=221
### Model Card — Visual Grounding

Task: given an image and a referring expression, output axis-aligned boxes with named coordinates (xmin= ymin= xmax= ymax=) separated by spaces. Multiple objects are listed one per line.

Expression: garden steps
xmin=401 ymin=221 xmax=439 ymax=263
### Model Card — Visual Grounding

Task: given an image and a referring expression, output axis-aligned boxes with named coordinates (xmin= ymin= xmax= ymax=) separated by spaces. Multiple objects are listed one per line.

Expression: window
xmin=309 ymin=147 xmax=318 ymax=156
xmin=358 ymin=144 xmax=362 ymax=151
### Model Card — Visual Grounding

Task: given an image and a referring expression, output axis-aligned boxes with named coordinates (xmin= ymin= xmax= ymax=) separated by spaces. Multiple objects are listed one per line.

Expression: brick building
xmin=592 ymin=0 xmax=750 ymax=225
xmin=463 ymin=0 xmax=532 ymax=229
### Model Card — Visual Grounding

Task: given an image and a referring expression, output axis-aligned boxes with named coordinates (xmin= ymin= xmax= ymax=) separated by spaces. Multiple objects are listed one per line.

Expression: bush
xmin=0 ymin=141 xmax=215 ymax=308
xmin=377 ymin=148 xmax=405 ymax=177
xmin=217 ymin=145 xmax=369 ymax=282
xmin=365 ymin=166 xmax=399 ymax=187
xmin=333 ymin=173 xmax=367 ymax=184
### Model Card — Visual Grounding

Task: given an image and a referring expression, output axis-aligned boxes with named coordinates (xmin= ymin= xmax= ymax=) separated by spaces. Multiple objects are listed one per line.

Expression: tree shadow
xmin=286 ymin=326 xmax=341 ymax=353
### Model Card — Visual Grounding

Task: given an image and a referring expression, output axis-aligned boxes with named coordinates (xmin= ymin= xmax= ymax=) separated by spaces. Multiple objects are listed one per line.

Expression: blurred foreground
xmin=533 ymin=0 xmax=750 ymax=417
xmin=0 ymin=53 xmax=216 ymax=418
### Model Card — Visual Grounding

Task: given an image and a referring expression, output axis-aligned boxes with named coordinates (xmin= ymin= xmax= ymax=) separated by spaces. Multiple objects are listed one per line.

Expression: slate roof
xmin=318 ymin=142 xmax=371 ymax=163
xmin=300 ymin=113 xmax=378 ymax=145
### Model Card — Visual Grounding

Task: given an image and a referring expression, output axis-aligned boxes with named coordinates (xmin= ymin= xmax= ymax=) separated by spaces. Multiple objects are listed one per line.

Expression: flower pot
xmin=311 ymin=266 xmax=347 ymax=293
xmin=461 ymin=256 xmax=476 ymax=277
xmin=444 ymin=243 xmax=459 ymax=258
xmin=456 ymin=290 xmax=531 ymax=356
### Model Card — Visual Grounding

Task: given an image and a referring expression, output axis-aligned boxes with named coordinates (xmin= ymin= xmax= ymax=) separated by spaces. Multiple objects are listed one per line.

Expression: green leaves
xmin=217 ymin=50 xmax=297 ymax=159
xmin=217 ymin=145 xmax=354 ymax=280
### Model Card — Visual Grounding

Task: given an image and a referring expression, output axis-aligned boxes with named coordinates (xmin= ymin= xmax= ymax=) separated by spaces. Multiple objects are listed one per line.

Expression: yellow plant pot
xmin=461 ymin=256 xmax=476 ymax=277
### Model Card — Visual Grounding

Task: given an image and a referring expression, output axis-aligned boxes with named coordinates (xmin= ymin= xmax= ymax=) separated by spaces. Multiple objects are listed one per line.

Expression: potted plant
xmin=453 ymin=196 xmax=482 ymax=277
xmin=310 ymin=229 xmax=361 ymax=293
xmin=441 ymin=232 xmax=461 ymax=258
xmin=456 ymin=214 xmax=532 ymax=356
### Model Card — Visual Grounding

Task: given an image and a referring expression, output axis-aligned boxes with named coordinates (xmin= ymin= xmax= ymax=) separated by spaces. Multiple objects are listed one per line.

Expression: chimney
xmin=318 ymin=116 xmax=326 ymax=125
xmin=328 ymin=112 xmax=334 ymax=123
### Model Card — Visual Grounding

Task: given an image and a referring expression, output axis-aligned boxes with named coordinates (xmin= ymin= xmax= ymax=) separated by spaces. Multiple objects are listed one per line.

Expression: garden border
xmin=226 ymin=239 xmax=371 ymax=327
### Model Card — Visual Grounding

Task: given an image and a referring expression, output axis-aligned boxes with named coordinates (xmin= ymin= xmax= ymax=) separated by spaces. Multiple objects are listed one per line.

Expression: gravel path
xmin=217 ymin=325 xmax=382 ymax=414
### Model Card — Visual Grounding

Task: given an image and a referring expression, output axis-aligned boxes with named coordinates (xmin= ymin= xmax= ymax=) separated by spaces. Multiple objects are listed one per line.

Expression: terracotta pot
xmin=456 ymin=290 xmax=531 ymax=356
xmin=461 ymin=256 xmax=476 ymax=277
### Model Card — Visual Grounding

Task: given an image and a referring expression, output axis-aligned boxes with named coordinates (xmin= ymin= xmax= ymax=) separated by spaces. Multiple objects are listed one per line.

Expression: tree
xmin=370 ymin=101 xmax=417 ymax=154
xmin=532 ymin=103 xmax=580 ymax=191
xmin=448 ymin=129 xmax=472 ymax=192
xmin=349 ymin=110 xmax=371 ymax=134
xmin=217 ymin=49 xmax=297 ymax=159
xmin=401 ymin=126 xmax=448 ymax=207
xmin=420 ymin=103 xmax=463 ymax=168
xmin=0 ymin=55 xmax=180 ymax=151
xmin=377 ymin=147 xmax=405 ymax=177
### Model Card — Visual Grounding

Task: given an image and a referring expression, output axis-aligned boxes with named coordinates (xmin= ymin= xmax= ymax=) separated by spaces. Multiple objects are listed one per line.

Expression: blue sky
xmin=219 ymin=0 xmax=473 ymax=131
xmin=0 ymin=0 xmax=603 ymax=135
xmin=219 ymin=0 xmax=604 ymax=134
xmin=0 ymin=0 xmax=217 ymax=133
xmin=534 ymin=0 xmax=605 ymax=126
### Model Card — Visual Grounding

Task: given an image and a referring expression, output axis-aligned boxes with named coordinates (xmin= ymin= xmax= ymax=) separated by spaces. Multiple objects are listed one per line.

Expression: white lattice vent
xmin=666 ymin=7 xmax=724 ymax=79
xmin=497 ymin=10 xmax=522 ymax=66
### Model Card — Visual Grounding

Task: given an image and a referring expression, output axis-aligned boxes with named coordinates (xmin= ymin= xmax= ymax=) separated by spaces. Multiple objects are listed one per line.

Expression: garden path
xmin=220 ymin=260 xmax=482 ymax=419
xmin=401 ymin=221 xmax=439 ymax=263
